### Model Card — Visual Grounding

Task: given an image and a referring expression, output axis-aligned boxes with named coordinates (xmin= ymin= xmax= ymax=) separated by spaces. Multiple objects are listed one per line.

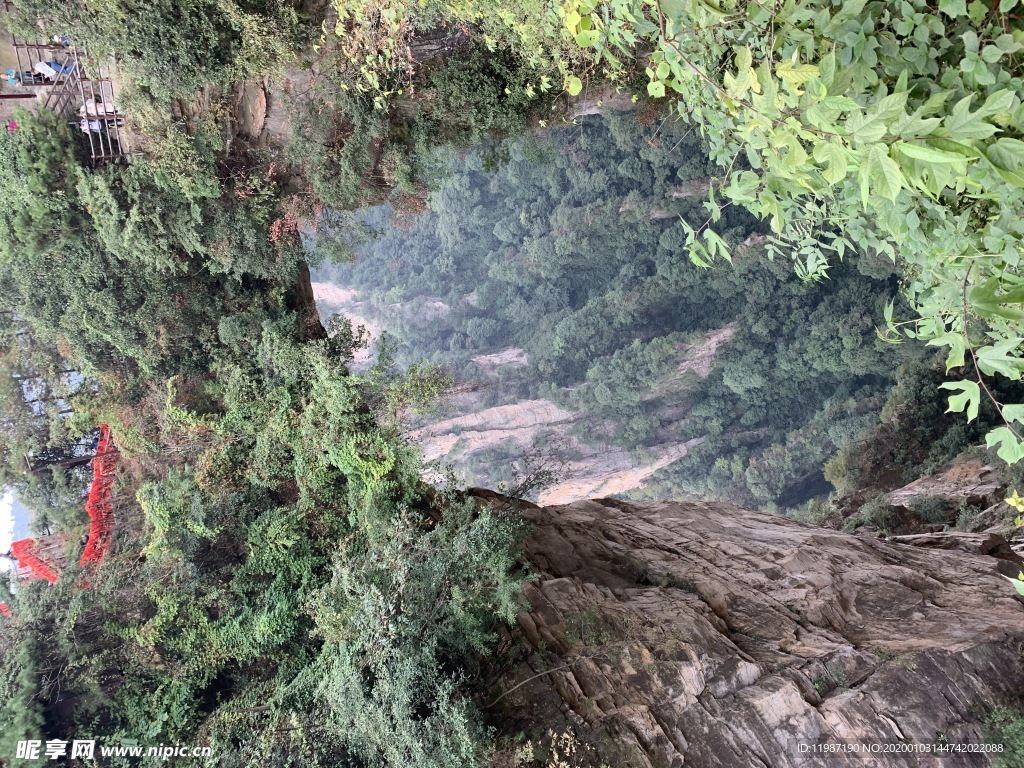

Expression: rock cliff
xmin=482 ymin=495 xmax=1024 ymax=767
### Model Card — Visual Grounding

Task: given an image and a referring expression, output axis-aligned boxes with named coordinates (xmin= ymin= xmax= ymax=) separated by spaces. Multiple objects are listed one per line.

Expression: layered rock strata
xmin=484 ymin=496 xmax=1024 ymax=767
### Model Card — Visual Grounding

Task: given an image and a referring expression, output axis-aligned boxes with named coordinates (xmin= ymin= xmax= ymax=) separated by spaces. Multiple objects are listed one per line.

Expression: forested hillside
xmin=1 ymin=0 xmax=1024 ymax=765
xmin=0 ymin=109 xmax=520 ymax=766
xmin=315 ymin=111 xmax=1010 ymax=508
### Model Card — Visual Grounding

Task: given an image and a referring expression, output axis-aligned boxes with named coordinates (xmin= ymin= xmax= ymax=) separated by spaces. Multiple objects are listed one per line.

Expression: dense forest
xmin=0 ymin=0 xmax=1022 ymax=765
xmin=315 ymin=112 xmax=1013 ymax=508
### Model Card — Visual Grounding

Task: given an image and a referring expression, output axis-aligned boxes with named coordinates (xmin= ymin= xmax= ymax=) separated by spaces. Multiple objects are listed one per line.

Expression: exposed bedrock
xmin=480 ymin=495 xmax=1024 ymax=767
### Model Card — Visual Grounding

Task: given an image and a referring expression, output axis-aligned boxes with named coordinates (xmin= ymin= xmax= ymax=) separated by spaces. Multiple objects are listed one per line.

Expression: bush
xmin=7 ymin=0 xmax=301 ymax=102
xmin=911 ymin=495 xmax=952 ymax=525
xmin=849 ymin=495 xmax=898 ymax=534
xmin=417 ymin=45 xmax=547 ymax=145
xmin=987 ymin=707 xmax=1024 ymax=768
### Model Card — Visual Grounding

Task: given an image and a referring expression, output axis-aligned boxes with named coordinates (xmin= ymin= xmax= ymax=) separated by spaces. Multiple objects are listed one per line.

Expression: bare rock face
xmin=885 ymin=457 xmax=1004 ymax=513
xmin=487 ymin=497 xmax=1024 ymax=767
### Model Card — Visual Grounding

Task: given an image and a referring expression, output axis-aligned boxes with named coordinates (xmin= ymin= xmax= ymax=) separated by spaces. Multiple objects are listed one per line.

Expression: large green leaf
xmin=927 ymin=332 xmax=967 ymax=371
xmin=1005 ymin=574 xmax=1024 ymax=596
xmin=925 ymin=138 xmax=982 ymax=157
xmin=1002 ymin=404 xmax=1024 ymax=426
xmin=866 ymin=144 xmax=906 ymax=201
xmin=984 ymin=138 xmax=1024 ymax=187
xmin=894 ymin=141 xmax=970 ymax=165
xmin=971 ymin=277 xmax=1024 ymax=320
xmin=986 ymin=426 xmax=1024 ymax=464
xmin=776 ymin=61 xmax=820 ymax=87
xmin=976 ymin=338 xmax=1024 ymax=379
xmin=939 ymin=380 xmax=981 ymax=421
xmin=945 ymin=96 xmax=1000 ymax=140
xmin=812 ymin=141 xmax=849 ymax=183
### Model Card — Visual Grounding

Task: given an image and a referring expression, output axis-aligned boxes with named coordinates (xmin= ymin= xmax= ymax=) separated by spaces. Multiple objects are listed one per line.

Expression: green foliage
xmin=0 ymin=623 xmax=48 ymax=763
xmin=0 ymin=99 xmax=528 ymax=767
xmin=137 ymin=469 xmax=220 ymax=559
xmin=308 ymin=494 xmax=526 ymax=766
xmin=0 ymin=292 xmax=525 ymax=768
xmin=850 ymin=494 xmax=898 ymax=533
xmin=316 ymin=112 xmax=909 ymax=507
xmin=6 ymin=0 xmax=305 ymax=103
xmin=549 ymin=0 xmax=1024 ymax=464
xmin=416 ymin=45 xmax=551 ymax=145
xmin=987 ymin=707 xmax=1024 ymax=767
xmin=824 ymin=359 xmax=1024 ymax=496
xmin=325 ymin=0 xmax=576 ymax=107
xmin=0 ymin=109 xmax=303 ymax=378
xmin=287 ymin=89 xmax=393 ymax=208
xmin=909 ymin=494 xmax=952 ymax=524
xmin=954 ymin=503 xmax=982 ymax=531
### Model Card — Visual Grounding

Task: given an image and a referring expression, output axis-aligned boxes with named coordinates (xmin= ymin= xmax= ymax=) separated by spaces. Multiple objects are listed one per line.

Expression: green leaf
xmin=939 ymin=0 xmax=967 ymax=16
xmin=924 ymin=138 xmax=981 ymax=158
xmin=812 ymin=142 xmax=849 ymax=183
xmin=869 ymin=91 xmax=909 ymax=122
xmin=703 ymin=228 xmax=732 ymax=263
xmin=575 ymin=30 xmax=599 ymax=47
xmin=726 ymin=47 xmax=758 ymax=100
xmin=995 ymin=33 xmax=1024 ymax=53
xmin=1000 ymin=0 xmax=1019 ymax=11
xmin=865 ymin=143 xmax=906 ymax=201
xmin=927 ymin=332 xmax=967 ymax=371
xmin=776 ymin=61 xmax=820 ymax=87
xmin=726 ymin=68 xmax=755 ymax=99
xmin=818 ymin=50 xmax=837 ymax=89
xmin=971 ymin=277 xmax=1024 ymax=319
xmin=980 ymin=89 xmax=1016 ymax=118
xmin=846 ymin=112 xmax=888 ymax=144
xmin=968 ymin=0 xmax=989 ymax=21
xmin=834 ymin=0 xmax=868 ymax=21
xmin=945 ymin=96 xmax=1000 ymax=140
xmin=987 ymin=426 xmax=1024 ymax=464
xmin=566 ymin=76 xmax=583 ymax=96
xmin=894 ymin=142 xmax=969 ymax=164
xmin=1002 ymin=404 xmax=1024 ymax=425
xmin=976 ymin=338 xmax=1024 ymax=379
xmin=940 ymin=380 xmax=981 ymax=421
xmin=982 ymin=45 xmax=1004 ymax=63
xmin=984 ymin=138 xmax=1024 ymax=187
xmin=820 ymin=96 xmax=860 ymax=111
xmin=735 ymin=46 xmax=753 ymax=72
xmin=648 ymin=80 xmax=666 ymax=98
xmin=688 ymin=240 xmax=713 ymax=268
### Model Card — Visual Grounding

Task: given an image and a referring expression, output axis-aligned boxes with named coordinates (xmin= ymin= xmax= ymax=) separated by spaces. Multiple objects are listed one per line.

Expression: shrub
xmin=987 ymin=707 xmax=1024 ymax=768
xmin=911 ymin=495 xmax=953 ymax=525
xmin=850 ymin=495 xmax=898 ymax=534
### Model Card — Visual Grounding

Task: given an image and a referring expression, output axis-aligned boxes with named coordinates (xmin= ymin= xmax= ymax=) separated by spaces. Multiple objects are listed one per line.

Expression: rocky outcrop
xmin=485 ymin=497 xmax=1024 ymax=767
xmin=888 ymin=531 xmax=1024 ymax=577
xmin=886 ymin=457 xmax=1005 ymax=519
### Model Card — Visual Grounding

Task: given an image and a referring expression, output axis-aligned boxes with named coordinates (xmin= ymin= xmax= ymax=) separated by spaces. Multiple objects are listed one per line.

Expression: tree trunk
xmin=290 ymin=261 xmax=328 ymax=342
